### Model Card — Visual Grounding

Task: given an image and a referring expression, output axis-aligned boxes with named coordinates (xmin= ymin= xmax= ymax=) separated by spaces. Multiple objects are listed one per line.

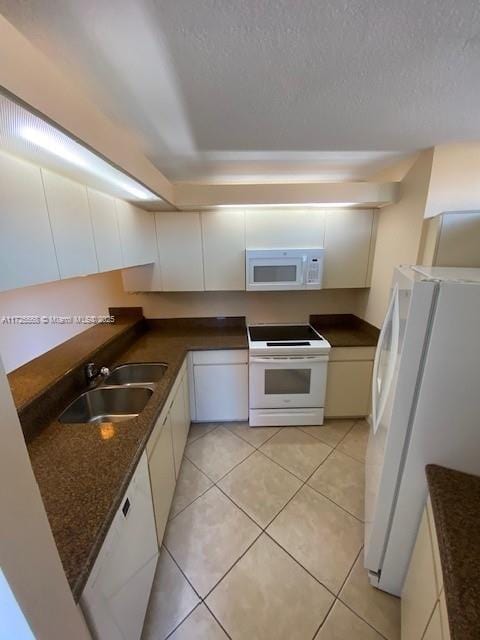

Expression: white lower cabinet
xmin=423 ymin=605 xmax=443 ymax=640
xmin=170 ymin=377 xmax=189 ymax=479
xmin=401 ymin=498 xmax=450 ymax=640
xmin=191 ymin=350 xmax=249 ymax=422
xmin=147 ymin=359 xmax=190 ymax=539
xmin=147 ymin=413 xmax=176 ymax=544
xmin=325 ymin=347 xmax=375 ymax=418
xmin=80 ymin=452 xmax=158 ymax=640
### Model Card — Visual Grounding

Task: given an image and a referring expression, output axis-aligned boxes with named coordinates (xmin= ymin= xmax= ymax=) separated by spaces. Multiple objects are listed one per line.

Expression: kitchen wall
xmin=0 ymin=270 xmax=130 ymax=372
xmin=135 ymin=288 xmax=368 ymax=324
xmin=0 ymin=266 xmax=366 ymax=372
xmin=424 ymin=143 xmax=480 ymax=218
xmin=358 ymin=149 xmax=434 ymax=328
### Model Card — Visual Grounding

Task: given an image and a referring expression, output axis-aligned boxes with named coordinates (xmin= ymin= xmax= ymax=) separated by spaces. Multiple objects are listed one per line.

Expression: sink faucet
xmin=85 ymin=362 xmax=110 ymax=387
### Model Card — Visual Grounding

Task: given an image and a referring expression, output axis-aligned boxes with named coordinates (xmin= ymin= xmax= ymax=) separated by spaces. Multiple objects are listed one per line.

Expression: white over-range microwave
xmin=245 ymin=248 xmax=324 ymax=291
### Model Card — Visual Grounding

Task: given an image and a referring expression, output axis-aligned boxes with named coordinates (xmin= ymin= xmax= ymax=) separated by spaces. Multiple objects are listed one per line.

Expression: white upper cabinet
xmin=201 ymin=210 xmax=246 ymax=290
xmin=0 ymin=151 xmax=60 ymax=291
xmin=116 ymin=200 xmax=157 ymax=268
xmin=323 ymin=209 xmax=374 ymax=288
xmin=155 ymin=212 xmax=204 ymax=291
xmin=42 ymin=169 xmax=98 ymax=279
xmin=245 ymin=209 xmax=326 ymax=249
xmin=87 ymin=188 xmax=123 ymax=272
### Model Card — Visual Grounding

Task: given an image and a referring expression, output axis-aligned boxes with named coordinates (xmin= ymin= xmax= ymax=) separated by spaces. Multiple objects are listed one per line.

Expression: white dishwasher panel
xmin=81 ymin=452 xmax=158 ymax=640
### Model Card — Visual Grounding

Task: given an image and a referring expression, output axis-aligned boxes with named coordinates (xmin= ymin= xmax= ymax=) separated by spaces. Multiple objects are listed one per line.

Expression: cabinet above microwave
xmin=246 ymin=248 xmax=324 ymax=291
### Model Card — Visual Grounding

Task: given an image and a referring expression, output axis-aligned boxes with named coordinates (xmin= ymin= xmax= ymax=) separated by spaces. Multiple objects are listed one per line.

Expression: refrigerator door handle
xmin=372 ymin=284 xmax=400 ymax=434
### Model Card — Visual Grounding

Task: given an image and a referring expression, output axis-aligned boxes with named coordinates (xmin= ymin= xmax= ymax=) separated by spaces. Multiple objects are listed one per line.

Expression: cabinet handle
xmin=122 ymin=497 xmax=131 ymax=517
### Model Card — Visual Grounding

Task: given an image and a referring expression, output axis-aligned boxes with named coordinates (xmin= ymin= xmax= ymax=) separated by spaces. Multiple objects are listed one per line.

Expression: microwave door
xmin=248 ymin=257 xmax=303 ymax=290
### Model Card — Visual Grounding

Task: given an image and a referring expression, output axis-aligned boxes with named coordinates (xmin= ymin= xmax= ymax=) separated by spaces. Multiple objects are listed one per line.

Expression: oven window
xmin=253 ymin=265 xmax=297 ymax=283
xmin=264 ymin=369 xmax=311 ymax=394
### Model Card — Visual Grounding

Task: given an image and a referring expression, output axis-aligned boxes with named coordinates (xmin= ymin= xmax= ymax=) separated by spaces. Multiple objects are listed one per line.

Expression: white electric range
xmin=247 ymin=324 xmax=331 ymax=426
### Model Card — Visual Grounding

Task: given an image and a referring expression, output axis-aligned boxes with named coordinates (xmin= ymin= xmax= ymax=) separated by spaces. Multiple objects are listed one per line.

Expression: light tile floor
xmin=142 ymin=420 xmax=400 ymax=640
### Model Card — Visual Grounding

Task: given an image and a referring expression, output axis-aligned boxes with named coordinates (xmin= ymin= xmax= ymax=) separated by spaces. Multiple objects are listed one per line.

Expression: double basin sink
xmin=59 ymin=363 xmax=167 ymax=424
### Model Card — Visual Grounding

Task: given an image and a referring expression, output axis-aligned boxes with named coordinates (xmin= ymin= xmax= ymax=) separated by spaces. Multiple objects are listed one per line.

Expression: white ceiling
xmin=1 ymin=0 xmax=480 ymax=183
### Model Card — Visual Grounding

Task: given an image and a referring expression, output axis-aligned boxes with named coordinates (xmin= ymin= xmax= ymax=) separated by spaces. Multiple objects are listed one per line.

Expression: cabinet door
xmin=194 ymin=363 xmax=248 ymax=422
xmin=183 ymin=366 xmax=191 ymax=435
xmin=116 ymin=199 xmax=157 ymax=267
xmin=245 ymin=209 xmax=325 ymax=249
xmin=148 ymin=414 xmax=176 ymax=543
xmin=202 ymin=210 xmax=245 ymax=290
xmin=170 ymin=378 xmax=189 ymax=478
xmin=401 ymin=510 xmax=438 ymax=640
xmin=325 ymin=360 xmax=373 ymax=417
xmin=87 ymin=188 xmax=123 ymax=272
xmin=439 ymin=590 xmax=451 ymax=640
xmin=435 ymin=211 xmax=480 ymax=267
xmin=0 ymin=151 xmax=59 ymax=291
xmin=422 ymin=603 xmax=442 ymax=640
xmin=42 ymin=170 xmax=98 ymax=278
xmin=323 ymin=210 xmax=374 ymax=288
xmin=156 ymin=212 xmax=204 ymax=291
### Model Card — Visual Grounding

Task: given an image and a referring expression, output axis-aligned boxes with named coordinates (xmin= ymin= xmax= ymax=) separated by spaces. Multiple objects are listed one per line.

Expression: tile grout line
xmin=162 ymin=601 xmax=203 ymax=640
xmin=167 ymin=481 xmax=213 ymax=523
xmin=185 ymin=422 xmax=222 ymax=445
xmin=305 ymin=481 xmax=365 ymax=523
xmin=223 ymin=424 xmax=283 ymax=449
xmin=333 ymin=543 xmax=393 ymax=640
xmin=310 ymin=545 xmax=365 ymax=640
xmin=161 ymin=544 xmax=203 ymax=601
xmin=202 ymin=600 xmax=233 ymax=640
xmin=262 ymin=529 xmax=339 ymax=600
xmin=201 ymin=529 xmax=264 ymax=602
xmin=339 ymin=600 xmax=391 ymax=640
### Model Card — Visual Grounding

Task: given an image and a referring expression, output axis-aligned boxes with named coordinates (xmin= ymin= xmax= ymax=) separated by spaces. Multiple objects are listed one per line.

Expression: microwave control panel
xmin=307 ymin=257 xmax=321 ymax=284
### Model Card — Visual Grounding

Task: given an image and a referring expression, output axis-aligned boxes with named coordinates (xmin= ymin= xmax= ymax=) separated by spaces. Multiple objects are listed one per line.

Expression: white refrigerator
xmin=365 ymin=266 xmax=480 ymax=596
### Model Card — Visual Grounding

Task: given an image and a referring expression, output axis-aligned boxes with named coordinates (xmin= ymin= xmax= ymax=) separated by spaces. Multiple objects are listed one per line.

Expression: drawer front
xmin=192 ymin=349 xmax=248 ymax=365
xmin=329 ymin=346 xmax=376 ymax=362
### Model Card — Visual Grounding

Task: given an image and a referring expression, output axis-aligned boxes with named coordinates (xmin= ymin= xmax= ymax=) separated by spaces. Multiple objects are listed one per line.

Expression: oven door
xmin=249 ymin=355 xmax=328 ymax=409
xmin=247 ymin=257 xmax=305 ymax=291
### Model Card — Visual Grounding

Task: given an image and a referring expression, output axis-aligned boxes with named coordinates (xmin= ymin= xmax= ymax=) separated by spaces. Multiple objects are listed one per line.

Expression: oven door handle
xmin=249 ymin=355 xmax=328 ymax=364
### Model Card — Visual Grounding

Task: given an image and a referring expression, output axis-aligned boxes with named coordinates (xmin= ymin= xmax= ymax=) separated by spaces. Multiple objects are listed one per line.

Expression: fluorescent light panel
xmin=215 ymin=202 xmax=358 ymax=209
xmin=0 ymin=94 xmax=163 ymax=203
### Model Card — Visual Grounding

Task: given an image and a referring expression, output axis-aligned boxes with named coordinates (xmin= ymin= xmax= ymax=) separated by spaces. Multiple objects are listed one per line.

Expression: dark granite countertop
xmin=426 ymin=464 xmax=480 ymax=640
xmin=309 ymin=314 xmax=379 ymax=347
xmin=24 ymin=319 xmax=247 ymax=601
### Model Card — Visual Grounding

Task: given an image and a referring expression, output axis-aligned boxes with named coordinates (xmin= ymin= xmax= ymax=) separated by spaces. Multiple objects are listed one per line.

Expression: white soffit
xmin=0 ymin=93 xmax=168 ymax=207
xmin=174 ymin=181 xmax=399 ymax=210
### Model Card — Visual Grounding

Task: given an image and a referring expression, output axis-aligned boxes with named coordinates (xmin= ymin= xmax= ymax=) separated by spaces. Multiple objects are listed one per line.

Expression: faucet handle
xmin=85 ymin=362 xmax=109 ymax=385
xmin=85 ymin=362 xmax=98 ymax=382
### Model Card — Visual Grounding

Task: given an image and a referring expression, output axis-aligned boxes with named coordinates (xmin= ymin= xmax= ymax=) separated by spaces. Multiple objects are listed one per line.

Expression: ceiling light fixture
xmin=0 ymin=92 xmax=164 ymax=205
xmin=20 ymin=126 xmax=87 ymax=168
xmin=215 ymin=202 xmax=358 ymax=209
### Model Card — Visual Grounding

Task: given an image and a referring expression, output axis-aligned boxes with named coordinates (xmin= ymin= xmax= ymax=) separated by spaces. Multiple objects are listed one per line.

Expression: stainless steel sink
xmin=59 ymin=386 xmax=153 ymax=424
xmin=104 ymin=363 xmax=168 ymax=388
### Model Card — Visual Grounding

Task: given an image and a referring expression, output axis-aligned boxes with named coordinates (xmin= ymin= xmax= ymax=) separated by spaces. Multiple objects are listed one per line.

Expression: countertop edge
xmin=426 ymin=463 xmax=480 ymax=640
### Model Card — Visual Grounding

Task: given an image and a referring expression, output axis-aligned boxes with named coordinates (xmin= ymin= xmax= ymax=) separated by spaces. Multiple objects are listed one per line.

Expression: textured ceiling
xmin=1 ymin=0 xmax=480 ymax=182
